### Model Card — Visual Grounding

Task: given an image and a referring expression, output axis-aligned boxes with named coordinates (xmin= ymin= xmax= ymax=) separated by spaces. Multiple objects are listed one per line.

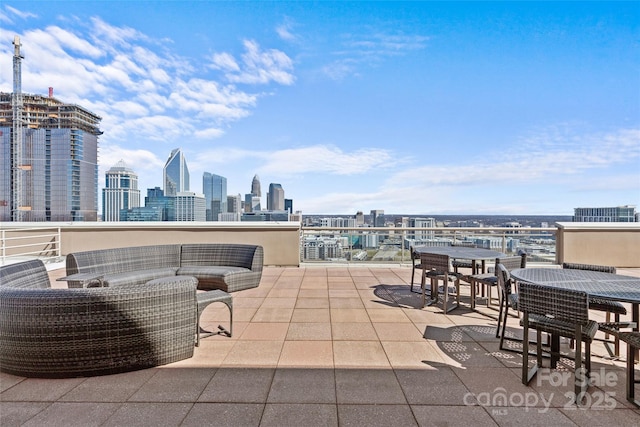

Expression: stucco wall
xmin=556 ymin=222 xmax=640 ymax=268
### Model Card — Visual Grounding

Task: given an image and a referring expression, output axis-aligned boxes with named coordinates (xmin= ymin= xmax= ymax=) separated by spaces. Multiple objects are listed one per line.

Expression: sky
xmin=0 ymin=1 xmax=638 ymax=216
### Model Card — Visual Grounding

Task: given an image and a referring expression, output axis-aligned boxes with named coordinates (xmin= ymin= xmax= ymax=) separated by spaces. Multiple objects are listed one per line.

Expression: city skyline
xmin=0 ymin=2 xmax=638 ymax=215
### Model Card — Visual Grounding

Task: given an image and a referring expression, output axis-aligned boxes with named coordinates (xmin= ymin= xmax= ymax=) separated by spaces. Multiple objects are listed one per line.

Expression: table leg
xmin=634 ymin=303 xmax=639 ymax=363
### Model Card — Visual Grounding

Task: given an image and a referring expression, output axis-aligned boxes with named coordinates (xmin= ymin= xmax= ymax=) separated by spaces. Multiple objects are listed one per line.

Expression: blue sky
xmin=1 ymin=1 xmax=638 ymax=215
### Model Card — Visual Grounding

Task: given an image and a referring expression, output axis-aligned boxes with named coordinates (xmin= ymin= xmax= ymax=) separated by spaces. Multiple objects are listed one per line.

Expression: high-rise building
xmin=284 ymin=199 xmax=293 ymax=214
xmin=163 ymin=148 xmax=189 ymax=196
xmin=251 ymin=174 xmax=261 ymax=197
xmin=175 ymin=192 xmax=206 ymax=221
xmin=573 ymin=205 xmax=638 ymax=222
xmin=370 ymin=210 xmax=385 ymax=227
xmin=203 ymin=172 xmax=227 ymax=221
xmin=0 ymin=93 xmax=101 ymax=221
xmin=102 ymin=160 xmax=140 ymax=221
xmin=227 ymin=194 xmax=242 ymax=213
xmin=355 ymin=211 xmax=365 ymax=226
xmin=267 ymin=183 xmax=285 ymax=211
xmin=144 ymin=187 xmax=174 ymax=221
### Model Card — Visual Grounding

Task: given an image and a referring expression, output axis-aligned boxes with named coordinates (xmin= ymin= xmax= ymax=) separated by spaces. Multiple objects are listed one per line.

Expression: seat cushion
xmin=177 ymin=266 xmax=251 ymax=292
xmin=589 ymin=297 xmax=627 ymax=315
xmin=102 ymin=268 xmax=179 ymax=287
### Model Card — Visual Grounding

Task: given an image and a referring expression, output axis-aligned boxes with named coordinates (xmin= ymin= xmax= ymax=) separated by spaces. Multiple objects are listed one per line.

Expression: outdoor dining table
xmin=510 ymin=267 xmax=640 ymax=360
xmin=414 ymin=246 xmax=505 ymax=311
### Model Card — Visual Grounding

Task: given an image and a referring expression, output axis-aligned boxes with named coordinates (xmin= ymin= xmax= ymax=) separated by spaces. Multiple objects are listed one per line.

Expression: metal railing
xmin=300 ymin=226 xmax=557 ymax=265
xmin=0 ymin=226 xmax=62 ymax=265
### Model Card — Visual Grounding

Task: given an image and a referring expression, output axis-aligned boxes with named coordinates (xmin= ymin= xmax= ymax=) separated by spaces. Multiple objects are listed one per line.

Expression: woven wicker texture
xmin=0 ymin=260 xmax=197 ymax=378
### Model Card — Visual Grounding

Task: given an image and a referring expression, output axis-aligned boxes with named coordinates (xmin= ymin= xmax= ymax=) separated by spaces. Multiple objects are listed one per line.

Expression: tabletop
xmin=510 ymin=268 xmax=640 ymax=304
xmin=414 ymin=246 xmax=505 ymax=260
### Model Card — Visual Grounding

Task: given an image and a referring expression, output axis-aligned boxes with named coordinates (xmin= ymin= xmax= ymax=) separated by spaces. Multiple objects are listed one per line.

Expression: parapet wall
xmin=556 ymin=222 xmax=640 ymax=268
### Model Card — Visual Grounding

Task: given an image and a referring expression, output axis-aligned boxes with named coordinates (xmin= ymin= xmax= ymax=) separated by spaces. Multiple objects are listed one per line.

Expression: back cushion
xmin=180 ymin=244 xmax=256 ymax=269
xmin=66 ymin=245 xmax=181 ymax=275
xmin=0 ymin=259 xmax=50 ymax=289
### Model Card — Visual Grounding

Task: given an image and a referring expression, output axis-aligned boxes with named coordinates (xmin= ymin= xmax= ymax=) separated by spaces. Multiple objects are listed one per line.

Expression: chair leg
xmin=522 ymin=315 xmax=538 ymax=385
xmin=496 ymin=293 xmax=505 ymax=338
xmin=626 ymin=340 xmax=640 ymax=407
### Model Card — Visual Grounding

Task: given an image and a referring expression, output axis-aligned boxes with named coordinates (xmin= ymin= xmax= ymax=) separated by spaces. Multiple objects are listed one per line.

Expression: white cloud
xmin=210 ymin=39 xmax=295 ymax=85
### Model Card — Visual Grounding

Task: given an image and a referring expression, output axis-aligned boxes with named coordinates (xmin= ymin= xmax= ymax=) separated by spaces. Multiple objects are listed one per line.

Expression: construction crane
xmin=12 ymin=35 xmax=25 ymax=221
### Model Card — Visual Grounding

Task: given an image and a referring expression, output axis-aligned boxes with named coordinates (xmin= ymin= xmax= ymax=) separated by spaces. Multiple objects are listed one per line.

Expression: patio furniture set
xmin=412 ymin=244 xmax=640 ymax=407
xmin=0 ymin=243 xmax=263 ymax=378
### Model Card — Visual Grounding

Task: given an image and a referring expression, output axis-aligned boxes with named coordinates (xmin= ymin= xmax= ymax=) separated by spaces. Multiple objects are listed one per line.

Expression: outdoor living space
xmin=2 ymin=264 xmax=640 ymax=426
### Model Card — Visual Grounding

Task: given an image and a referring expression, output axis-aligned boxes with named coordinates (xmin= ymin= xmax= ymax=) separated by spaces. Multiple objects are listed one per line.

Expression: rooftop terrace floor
xmin=2 ymin=265 xmax=640 ymax=426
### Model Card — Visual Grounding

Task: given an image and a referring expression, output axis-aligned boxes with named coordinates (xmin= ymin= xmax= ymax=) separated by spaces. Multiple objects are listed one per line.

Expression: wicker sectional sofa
xmin=65 ymin=243 xmax=264 ymax=292
xmin=0 ymin=259 xmax=197 ymax=378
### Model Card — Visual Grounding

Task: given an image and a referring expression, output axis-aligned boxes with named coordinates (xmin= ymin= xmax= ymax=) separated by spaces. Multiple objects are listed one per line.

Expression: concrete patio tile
xmin=221 ymin=341 xmax=284 ymax=367
xmin=432 ymin=339 xmax=507 ymax=369
xmin=0 ymin=402 xmax=50 ymax=426
xmin=331 ymin=322 xmax=379 ymax=341
xmin=381 ymin=341 xmax=446 ymax=368
xmin=411 ymin=404 xmax=498 ymax=426
xmin=258 ymin=297 xmax=297 ymax=308
xmin=335 ymin=369 xmax=407 ymax=404
xmin=240 ymin=322 xmax=289 ymax=341
xmin=229 ymin=307 xmax=258 ymax=322
xmin=128 ymin=368 xmax=215 ymax=402
xmin=102 ymin=402 xmax=193 ymax=426
xmin=333 ymin=341 xmax=390 ymax=368
xmin=267 ymin=368 xmax=336 ymax=403
xmin=327 ymin=278 xmax=356 ymax=287
xmin=338 ymin=404 xmax=418 ymax=427
xmin=328 ymin=289 xmax=360 ymax=298
xmin=422 ymin=324 xmax=475 ymax=342
xmin=300 ymin=280 xmax=329 ymax=290
xmin=559 ymin=407 xmax=640 ymax=425
xmin=278 ymin=341 xmax=334 ymax=368
xmin=304 ymin=268 xmax=328 ymax=277
xmin=59 ymin=368 xmax=157 ymax=402
xmin=291 ymin=308 xmax=331 ymax=323
xmin=272 ymin=278 xmax=303 ymax=289
xmin=393 ymin=368 xmax=471 ymax=406
xmin=180 ymin=403 xmax=264 ymax=427
xmin=367 ymin=308 xmax=412 ymax=323
xmin=488 ymin=406 xmax=577 ymax=426
xmin=198 ymin=367 xmax=275 ymax=403
xmin=172 ymin=340 xmax=235 ymax=367
xmin=238 ymin=286 xmax=271 ymax=298
xmin=265 ymin=288 xmax=299 ymax=299
xmin=286 ymin=322 xmax=332 ymax=341
xmin=231 ymin=296 xmax=264 ymax=308
xmin=0 ymin=372 xmax=25 ymax=393
xmin=373 ymin=322 xmax=423 ymax=342
xmin=295 ymin=297 xmax=330 ymax=309
xmin=21 ymin=402 xmax=121 ymax=427
xmin=329 ymin=297 xmax=364 ymax=309
xmin=298 ymin=288 xmax=329 ymax=298
xmin=261 ymin=403 xmax=338 ymax=426
xmin=330 ymin=308 xmax=370 ymax=323
xmin=251 ymin=307 xmax=294 ymax=322
xmin=0 ymin=377 xmax=86 ymax=402
xmin=402 ymin=307 xmax=456 ymax=324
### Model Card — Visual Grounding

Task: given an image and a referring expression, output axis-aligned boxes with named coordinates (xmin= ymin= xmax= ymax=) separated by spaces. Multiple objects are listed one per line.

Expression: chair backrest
xmin=518 ymin=281 xmax=590 ymax=325
xmin=410 ymin=245 xmax=420 ymax=261
xmin=419 ymin=252 xmax=451 ymax=275
xmin=562 ymin=262 xmax=616 ymax=274
xmin=496 ymin=263 xmax=512 ymax=296
xmin=0 ymin=259 xmax=50 ymax=289
xmin=451 ymin=241 xmax=476 ymax=248
xmin=494 ymin=253 xmax=527 ymax=272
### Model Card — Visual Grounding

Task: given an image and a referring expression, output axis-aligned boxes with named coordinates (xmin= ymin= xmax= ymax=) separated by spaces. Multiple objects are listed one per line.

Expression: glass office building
xmin=203 ymin=172 xmax=227 ymax=221
xmin=163 ymin=148 xmax=189 ymax=196
xmin=0 ymin=93 xmax=101 ymax=222
xmin=102 ymin=161 xmax=140 ymax=221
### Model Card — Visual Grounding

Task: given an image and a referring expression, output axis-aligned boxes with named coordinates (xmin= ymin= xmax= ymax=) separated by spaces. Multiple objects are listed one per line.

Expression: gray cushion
xmin=103 ymin=268 xmax=179 ymax=287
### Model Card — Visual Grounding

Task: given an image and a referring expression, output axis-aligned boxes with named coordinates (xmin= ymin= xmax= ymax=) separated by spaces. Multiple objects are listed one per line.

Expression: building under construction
xmin=0 ymin=36 xmax=102 ymax=222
